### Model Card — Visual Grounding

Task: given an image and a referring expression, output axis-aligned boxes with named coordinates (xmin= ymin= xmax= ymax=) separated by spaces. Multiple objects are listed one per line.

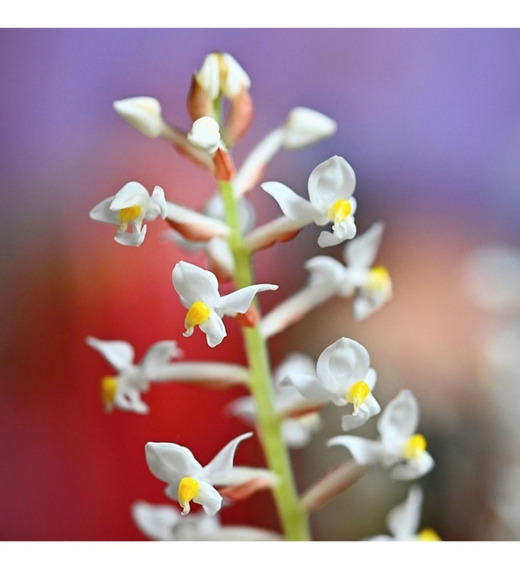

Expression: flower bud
xmin=281 ymin=107 xmax=337 ymax=149
xmin=187 ymin=116 xmax=221 ymax=154
xmin=113 ymin=96 xmax=164 ymax=138
xmin=195 ymin=52 xmax=251 ymax=101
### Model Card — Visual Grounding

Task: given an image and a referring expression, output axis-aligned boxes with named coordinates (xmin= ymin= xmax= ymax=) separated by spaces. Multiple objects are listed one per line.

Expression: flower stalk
xmin=219 ymin=178 xmax=311 ymax=541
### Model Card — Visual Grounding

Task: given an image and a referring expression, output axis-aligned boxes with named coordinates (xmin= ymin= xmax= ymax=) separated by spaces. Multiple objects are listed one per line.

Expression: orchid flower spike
xmin=113 ymin=96 xmax=165 ymax=138
xmin=259 ymin=155 xmax=357 ymax=249
xmin=131 ymin=502 xmax=282 ymax=541
xmin=86 ymin=337 xmax=182 ymax=414
xmin=367 ymin=485 xmax=441 ymax=541
xmin=228 ymin=353 xmax=322 ymax=448
xmin=145 ymin=432 xmax=256 ymax=516
xmin=328 ymin=390 xmax=435 ymax=480
xmin=89 ymin=182 xmax=167 ymax=246
xmin=172 ymin=261 xmax=278 ymax=347
xmin=280 ymin=338 xmax=380 ymax=432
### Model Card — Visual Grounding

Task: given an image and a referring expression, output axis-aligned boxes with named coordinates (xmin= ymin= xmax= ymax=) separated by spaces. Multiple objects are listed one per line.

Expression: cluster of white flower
xmin=86 ymin=52 xmax=438 ymax=541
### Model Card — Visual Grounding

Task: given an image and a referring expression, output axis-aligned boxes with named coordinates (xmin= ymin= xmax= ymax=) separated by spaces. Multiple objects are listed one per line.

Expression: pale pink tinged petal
xmin=259 ymin=285 xmax=333 ymax=339
xmin=202 ymin=432 xmax=254 ymax=485
xmin=218 ymin=466 xmax=278 ymax=490
xmin=141 ymin=341 xmax=182 ymax=376
xmin=172 ymin=261 xmax=221 ymax=307
xmin=110 ymin=181 xmax=150 ymax=210
xmin=233 ymin=304 xmax=260 ymax=328
xmin=327 ymin=435 xmax=383 ymax=465
xmin=213 ymin=147 xmax=235 ymax=181
xmin=219 ymin=477 xmax=274 ymax=501
xmin=307 ymin=155 xmax=356 ymax=211
xmin=233 ymin=129 xmax=284 ymax=196
xmin=344 ymin=222 xmax=385 ymax=268
xmin=131 ymin=501 xmax=181 ymax=541
xmin=219 ymin=284 xmax=278 ymax=316
xmin=165 ymin=202 xmax=230 ymax=242
xmin=387 ymin=485 xmax=423 ymax=539
xmin=89 ymin=196 xmax=118 ymax=225
xmin=377 ymin=390 xmax=420 ymax=445
xmin=114 ymin=225 xmax=147 ymax=247
xmin=85 ymin=336 xmax=134 ymax=372
xmin=244 ymin=216 xmax=304 ymax=252
xmin=199 ymin=311 xmax=227 ymax=347
xmin=392 ymin=452 xmax=435 ymax=481
xmin=300 ymin=460 xmax=368 ymax=513
xmin=194 ymin=481 xmax=223 ymax=516
xmin=261 ymin=181 xmax=316 ymax=221
xmin=145 ymin=442 xmax=202 ymax=484
xmin=282 ymin=372 xmax=330 ymax=403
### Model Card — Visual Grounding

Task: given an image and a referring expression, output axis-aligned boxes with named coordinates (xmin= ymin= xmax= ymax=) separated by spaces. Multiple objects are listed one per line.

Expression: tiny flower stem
xmin=150 ymin=362 xmax=250 ymax=385
xmin=219 ymin=179 xmax=311 ymax=541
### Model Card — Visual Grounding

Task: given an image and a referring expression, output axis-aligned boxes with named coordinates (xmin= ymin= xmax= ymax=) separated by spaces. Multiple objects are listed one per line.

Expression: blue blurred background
xmin=1 ymin=28 xmax=520 ymax=540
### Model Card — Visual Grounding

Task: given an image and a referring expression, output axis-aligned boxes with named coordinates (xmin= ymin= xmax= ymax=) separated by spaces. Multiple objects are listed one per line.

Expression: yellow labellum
xmin=118 ymin=205 xmax=142 ymax=227
xmin=101 ymin=376 xmax=118 ymax=409
xmin=366 ymin=265 xmax=391 ymax=293
xmin=327 ymin=198 xmax=352 ymax=227
xmin=403 ymin=434 xmax=427 ymax=460
xmin=184 ymin=301 xmax=211 ymax=336
xmin=417 ymin=528 xmax=441 ymax=541
xmin=346 ymin=381 xmax=370 ymax=415
xmin=178 ymin=477 xmax=200 ymax=516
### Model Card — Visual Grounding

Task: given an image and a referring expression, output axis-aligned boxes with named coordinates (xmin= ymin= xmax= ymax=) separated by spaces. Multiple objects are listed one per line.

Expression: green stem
xmin=219 ymin=179 xmax=311 ymax=541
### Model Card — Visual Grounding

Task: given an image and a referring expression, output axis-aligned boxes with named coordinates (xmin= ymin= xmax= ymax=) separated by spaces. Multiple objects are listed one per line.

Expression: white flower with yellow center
xmin=145 ymin=432 xmax=254 ymax=516
xmin=89 ymin=181 xmax=167 ymax=246
xmin=86 ymin=337 xmax=182 ymax=414
xmin=131 ymin=501 xmax=282 ymax=541
xmin=280 ymin=338 xmax=380 ymax=432
xmin=367 ymin=485 xmax=441 ymax=541
xmin=261 ymin=155 xmax=357 ymax=248
xmin=172 ymin=261 xmax=278 ymax=347
xmin=328 ymin=389 xmax=435 ymax=480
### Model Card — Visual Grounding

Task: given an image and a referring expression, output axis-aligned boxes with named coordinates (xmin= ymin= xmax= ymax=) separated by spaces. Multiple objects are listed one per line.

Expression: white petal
xmin=194 ymin=480 xmax=223 ymax=516
xmin=113 ymin=97 xmax=164 ymax=138
xmin=307 ymin=155 xmax=356 ymax=212
xmin=172 ymin=261 xmax=221 ymax=307
xmin=145 ymin=442 xmax=202 ymax=485
xmin=281 ymin=372 xmax=330 ymax=403
xmin=274 ymin=353 xmax=316 ymax=384
xmin=344 ymin=222 xmax=384 ymax=268
xmin=114 ymin=225 xmax=147 ymax=247
xmin=114 ymin=382 xmax=149 ymax=414
xmin=202 ymin=432 xmax=254 ymax=485
xmin=199 ymin=311 xmax=227 ymax=347
xmin=378 ymin=390 xmax=420 ymax=447
xmin=196 ymin=53 xmax=221 ymax=99
xmin=386 ymin=485 xmax=423 ymax=539
xmin=316 ymin=337 xmax=371 ymax=397
xmin=327 ymin=435 xmax=383 ymax=465
xmin=341 ymin=408 xmax=371 ymax=432
xmin=261 ymin=181 xmax=316 ymax=221
xmin=391 ymin=451 xmax=435 ymax=481
xmin=141 ymin=341 xmax=182 ymax=377
xmin=148 ymin=186 xmax=167 ymax=220
xmin=221 ymin=53 xmax=251 ymax=98
xmin=317 ymin=229 xmax=347 ymax=248
xmin=281 ymin=107 xmax=337 ymax=149
xmin=110 ymin=181 xmax=150 ymax=211
xmin=85 ymin=336 xmax=134 ymax=372
xmin=187 ymin=116 xmax=221 ymax=154
xmin=304 ymin=256 xmax=349 ymax=292
xmin=131 ymin=501 xmax=180 ymax=541
xmin=89 ymin=196 xmax=119 ymax=225
xmin=281 ymin=419 xmax=316 ymax=448
xmin=219 ymin=284 xmax=278 ymax=316
xmin=165 ymin=202 xmax=230 ymax=241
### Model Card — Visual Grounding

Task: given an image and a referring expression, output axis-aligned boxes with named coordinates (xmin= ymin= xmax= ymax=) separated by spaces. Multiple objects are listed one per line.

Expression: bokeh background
xmin=1 ymin=28 xmax=520 ymax=541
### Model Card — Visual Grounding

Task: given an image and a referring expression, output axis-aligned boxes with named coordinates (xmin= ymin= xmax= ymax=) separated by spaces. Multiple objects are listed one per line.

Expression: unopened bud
xmin=281 ymin=107 xmax=337 ymax=149
xmin=113 ymin=96 xmax=164 ymax=138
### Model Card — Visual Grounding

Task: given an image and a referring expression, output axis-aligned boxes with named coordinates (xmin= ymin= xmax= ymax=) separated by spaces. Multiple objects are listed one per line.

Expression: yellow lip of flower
xmin=403 ymin=433 xmax=428 ymax=460
xmin=366 ymin=265 xmax=391 ymax=293
xmin=184 ymin=301 xmax=212 ymax=337
xmin=118 ymin=205 xmax=142 ymax=229
xmin=345 ymin=381 xmax=371 ymax=416
xmin=178 ymin=477 xmax=200 ymax=516
xmin=327 ymin=198 xmax=353 ymax=228
xmin=101 ymin=376 xmax=118 ymax=410
xmin=417 ymin=528 xmax=441 ymax=541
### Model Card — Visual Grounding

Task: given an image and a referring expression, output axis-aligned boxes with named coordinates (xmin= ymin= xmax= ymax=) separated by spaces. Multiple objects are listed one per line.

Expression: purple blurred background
xmin=1 ymin=28 xmax=520 ymax=541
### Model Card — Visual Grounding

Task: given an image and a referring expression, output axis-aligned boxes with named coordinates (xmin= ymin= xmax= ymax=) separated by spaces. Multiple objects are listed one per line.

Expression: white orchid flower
xmin=280 ymin=338 xmax=380 ymax=432
xmin=196 ymin=52 xmax=251 ymax=101
xmin=86 ymin=337 xmax=182 ymax=414
xmin=328 ymin=390 xmax=435 ymax=480
xmin=260 ymin=155 xmax=357 ymax=248
xmin=131 ymin=501 xmax=282 ymax=541
xmin=89 ymin=181 xmax=167 ymax=246
xmin=367 ymin=485 xmax=441 ymax=541
xmin=172 ymin=261 xmax=278 ymax=347
xmin=228 ymin=353 xmax=321 ymax=449
xmin=113 ymin=96 xmax=165 ymax=138
xmin=145 ymin=432 xmax=258 ymax=516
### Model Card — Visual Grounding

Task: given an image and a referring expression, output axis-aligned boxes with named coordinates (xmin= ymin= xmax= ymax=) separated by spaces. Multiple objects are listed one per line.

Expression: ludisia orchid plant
xmin=87 ymin=52 xmax=437 ymax=541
